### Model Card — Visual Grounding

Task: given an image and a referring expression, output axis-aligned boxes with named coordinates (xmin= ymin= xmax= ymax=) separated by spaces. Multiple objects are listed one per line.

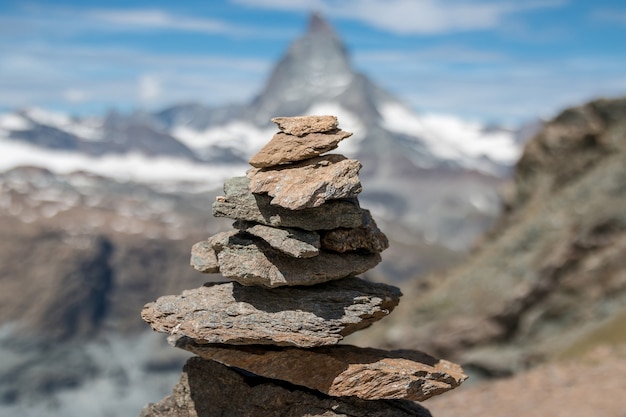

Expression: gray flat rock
xmin=249 ymin=130 xmax=352 ymax=168
xmin=271 ymin=115 xmax=338 ymax=136
xmin=141 ymin=277 xmax=402 ymax=347
xmin=247 ymin=154 xmax=362 ymax=210
xmin=190 ymin=231 xmax=381 ymax=287
xmin=212 ymin=176 xmax=363 ymax=230
xmin=233 ymin=220 xmax=320 ymax=258
xmin=175 ymin=339 xmax=468 ymax=402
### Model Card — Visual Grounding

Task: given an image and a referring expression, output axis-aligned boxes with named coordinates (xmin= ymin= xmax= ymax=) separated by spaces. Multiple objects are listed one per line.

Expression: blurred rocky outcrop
xmin=366 ymin=97 xmax=626 ymax=377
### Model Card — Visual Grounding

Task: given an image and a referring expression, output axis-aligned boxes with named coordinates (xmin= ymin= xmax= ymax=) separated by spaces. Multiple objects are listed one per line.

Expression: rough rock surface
xmin=212 ymin=176 xmax=363 ymax=230
xmin=176 ymin=338 xmax=468 ymax=401
xmin=233 ymin=220 xmax=320 ymax=258
xmin=249 ymin=130 xmax=352 ymax=168
xmin=190 ymin=231 xmax=381 ymax=287
xmin=141 ymin=277 xmax=401 ymax=347
xmin=363 ymin=97 xmax=626 ymax=377
xmin=140 ymin=357 xmax=433 ymax=417
xmin=247 ymin=154 xmax=362 ymax=210
xmin=271 ymin=115 xmax=338 ymax=136
xmin=321 ymin=209 xmax=389 ymax=253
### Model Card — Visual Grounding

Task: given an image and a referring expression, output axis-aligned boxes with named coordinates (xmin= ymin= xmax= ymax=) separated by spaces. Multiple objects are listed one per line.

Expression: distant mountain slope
xmin=360 ymin=97 xmax=626 ymax=376
xmin=0 ymin=13 xmax=522 ymax=250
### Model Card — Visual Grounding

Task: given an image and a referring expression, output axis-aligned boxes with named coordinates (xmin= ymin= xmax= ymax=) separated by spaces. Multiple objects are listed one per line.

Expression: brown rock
xmin=176 ymin=338 xmax=468 ymax=402
xmin=233 ymin=220 xmax=320 ymax=258
xmin=212 ymin=176 xmax=363 ymax=230
xmin=322 ymin=209 xmax=390 ymax=253
xmin=141 ymin=277 xmax=402 ymax=347
xmin=140 ymin=357 xmax=432 ymax=417
xmin=247 ymin=154 xmax=362 ymax=210
xmin=249 ymin=130 xmax=352 ymax=168
xmin=271 ymin=115 xmax=338 ymax=136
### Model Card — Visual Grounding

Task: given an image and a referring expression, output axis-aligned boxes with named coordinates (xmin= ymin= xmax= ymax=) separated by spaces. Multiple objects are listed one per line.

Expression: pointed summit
xmin=307 ymin=12 xmax=336 ymax=35
xmin=247 ymin=12 xmax=372 ymax=124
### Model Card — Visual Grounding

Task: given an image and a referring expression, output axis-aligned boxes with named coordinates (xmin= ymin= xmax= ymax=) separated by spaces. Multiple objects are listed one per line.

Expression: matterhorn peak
xmin=247 ymin=12 xmax=355 ymax=123
xmin=306 ymin=11 xmax=338 ymax=37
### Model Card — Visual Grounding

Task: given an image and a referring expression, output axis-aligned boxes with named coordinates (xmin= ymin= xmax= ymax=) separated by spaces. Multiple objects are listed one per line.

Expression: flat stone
xmin=190 ymin=231 xmax=381 ymax=287
xmin=141 ymin=277 xmax=402 ymax=347
xmin=212 ymin=176 xmax=363 ymax=230
xmin=247 ymin=154 xmax=362 ymax=210
xmin=249 ymin=130 xmax=352 ymax=168
xmin=175 ymin=339 xmax=468 ymax=402
xmin=140 ymin=357 xmax=433 ymax=417
xmin=321 ymin=209 xmax=390 ymax=253
xmin=233 ymin=220 xmax=320 ymax=258
xmin=271 ymin=115 xmax=338 ymax=136
xmin=190 ymin=231 xmax=238 ymax=273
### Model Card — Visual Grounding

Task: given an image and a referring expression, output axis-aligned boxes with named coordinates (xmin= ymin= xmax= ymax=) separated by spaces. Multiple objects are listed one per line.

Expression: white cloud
xmin=138 ymin=74 xmax=162 ymax=102
xmin=234 ymin=0 xmax=567 ymax=34
xmin=0 ymin=5 xmax=292 ymax=39
xmin=86 ymin=8 xmax=240 ymax=35
xmin=0 ymin=43 xmax=271 ymax=113
xmin=593 ymin=9 xmax=626 ymax=25
xmin=63 ymin=89 xmax=88 ymax=103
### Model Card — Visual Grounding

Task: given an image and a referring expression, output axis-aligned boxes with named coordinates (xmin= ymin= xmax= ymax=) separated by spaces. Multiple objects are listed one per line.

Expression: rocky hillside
xmin=355 ymin=97 xmax=626 ymax=377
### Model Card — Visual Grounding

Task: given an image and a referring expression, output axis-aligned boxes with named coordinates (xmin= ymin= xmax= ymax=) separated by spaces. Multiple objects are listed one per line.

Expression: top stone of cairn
xmin=249 ymin=115 xmax=351 ymax=168
xmin=271 ymin=115 xmax=338 ymax=136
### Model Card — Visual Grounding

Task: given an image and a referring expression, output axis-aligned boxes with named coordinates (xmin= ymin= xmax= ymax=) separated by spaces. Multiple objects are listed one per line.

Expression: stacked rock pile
xmin=140 ymin=116 xmax=467 ymax=417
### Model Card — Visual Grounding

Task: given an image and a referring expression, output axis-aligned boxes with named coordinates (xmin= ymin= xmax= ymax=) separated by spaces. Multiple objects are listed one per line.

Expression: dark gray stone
xmin=321 ymin=209 xmax=390 ymax=253
xmin=233 ymin=220 xmax=320 ymax=258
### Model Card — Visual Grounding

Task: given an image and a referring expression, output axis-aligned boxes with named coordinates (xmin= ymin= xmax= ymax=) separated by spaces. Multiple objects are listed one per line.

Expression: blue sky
xmin=1 ymin=0 xmax=625 ymax=125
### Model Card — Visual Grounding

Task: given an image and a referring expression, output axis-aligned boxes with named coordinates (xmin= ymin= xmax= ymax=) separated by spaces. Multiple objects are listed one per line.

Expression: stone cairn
xmin=140 ymin=116 xmax=467 ymax=417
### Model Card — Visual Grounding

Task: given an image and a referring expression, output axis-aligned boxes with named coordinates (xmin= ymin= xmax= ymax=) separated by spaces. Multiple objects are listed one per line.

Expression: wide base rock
xmin=141 ymin=277 xmax=401 ymax=347
xmin=175 ymin=338 xmax=468 ymax=401
xmin=140 ymin=357 xmax=432 ymax=417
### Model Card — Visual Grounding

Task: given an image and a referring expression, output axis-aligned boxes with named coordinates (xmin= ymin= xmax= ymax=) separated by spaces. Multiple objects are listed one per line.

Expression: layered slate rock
xmin=212 ymin=176 xmax=363 ymax=230
xmin=247 ymin=154 xmax=363 ymax=210
xmin=176 ymin=338 xmax=468 ymax=402
xmin=190 ymin=230 xmax=381 ymax=287
xmin=140 ymin=357 xmax=433 ymax=417
xmin=249 ymin=130 xmax=352 ymax=168
xmin=142 ymin=114 xmax=466 ymax=416
xmin=141 ymin=277 xmax=401 ymax=347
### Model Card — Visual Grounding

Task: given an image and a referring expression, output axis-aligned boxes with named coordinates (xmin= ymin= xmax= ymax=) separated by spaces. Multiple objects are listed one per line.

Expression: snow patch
xmin=21 ymin=107 xmax=104 ymax=141
xmin=0 ymin=112 xmax=32 ymax=131
xmin=0 ymin=137 xmax=246 ymax=189
xmin=379 ymin=102 xmax=521 ymax=170
xmin=171 ymin=121 xmax=275 ymax=157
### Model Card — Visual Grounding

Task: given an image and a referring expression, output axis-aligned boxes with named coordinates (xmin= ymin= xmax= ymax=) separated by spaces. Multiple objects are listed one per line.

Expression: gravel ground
xmin=424 ymin=346 xmax=626 ymax=417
